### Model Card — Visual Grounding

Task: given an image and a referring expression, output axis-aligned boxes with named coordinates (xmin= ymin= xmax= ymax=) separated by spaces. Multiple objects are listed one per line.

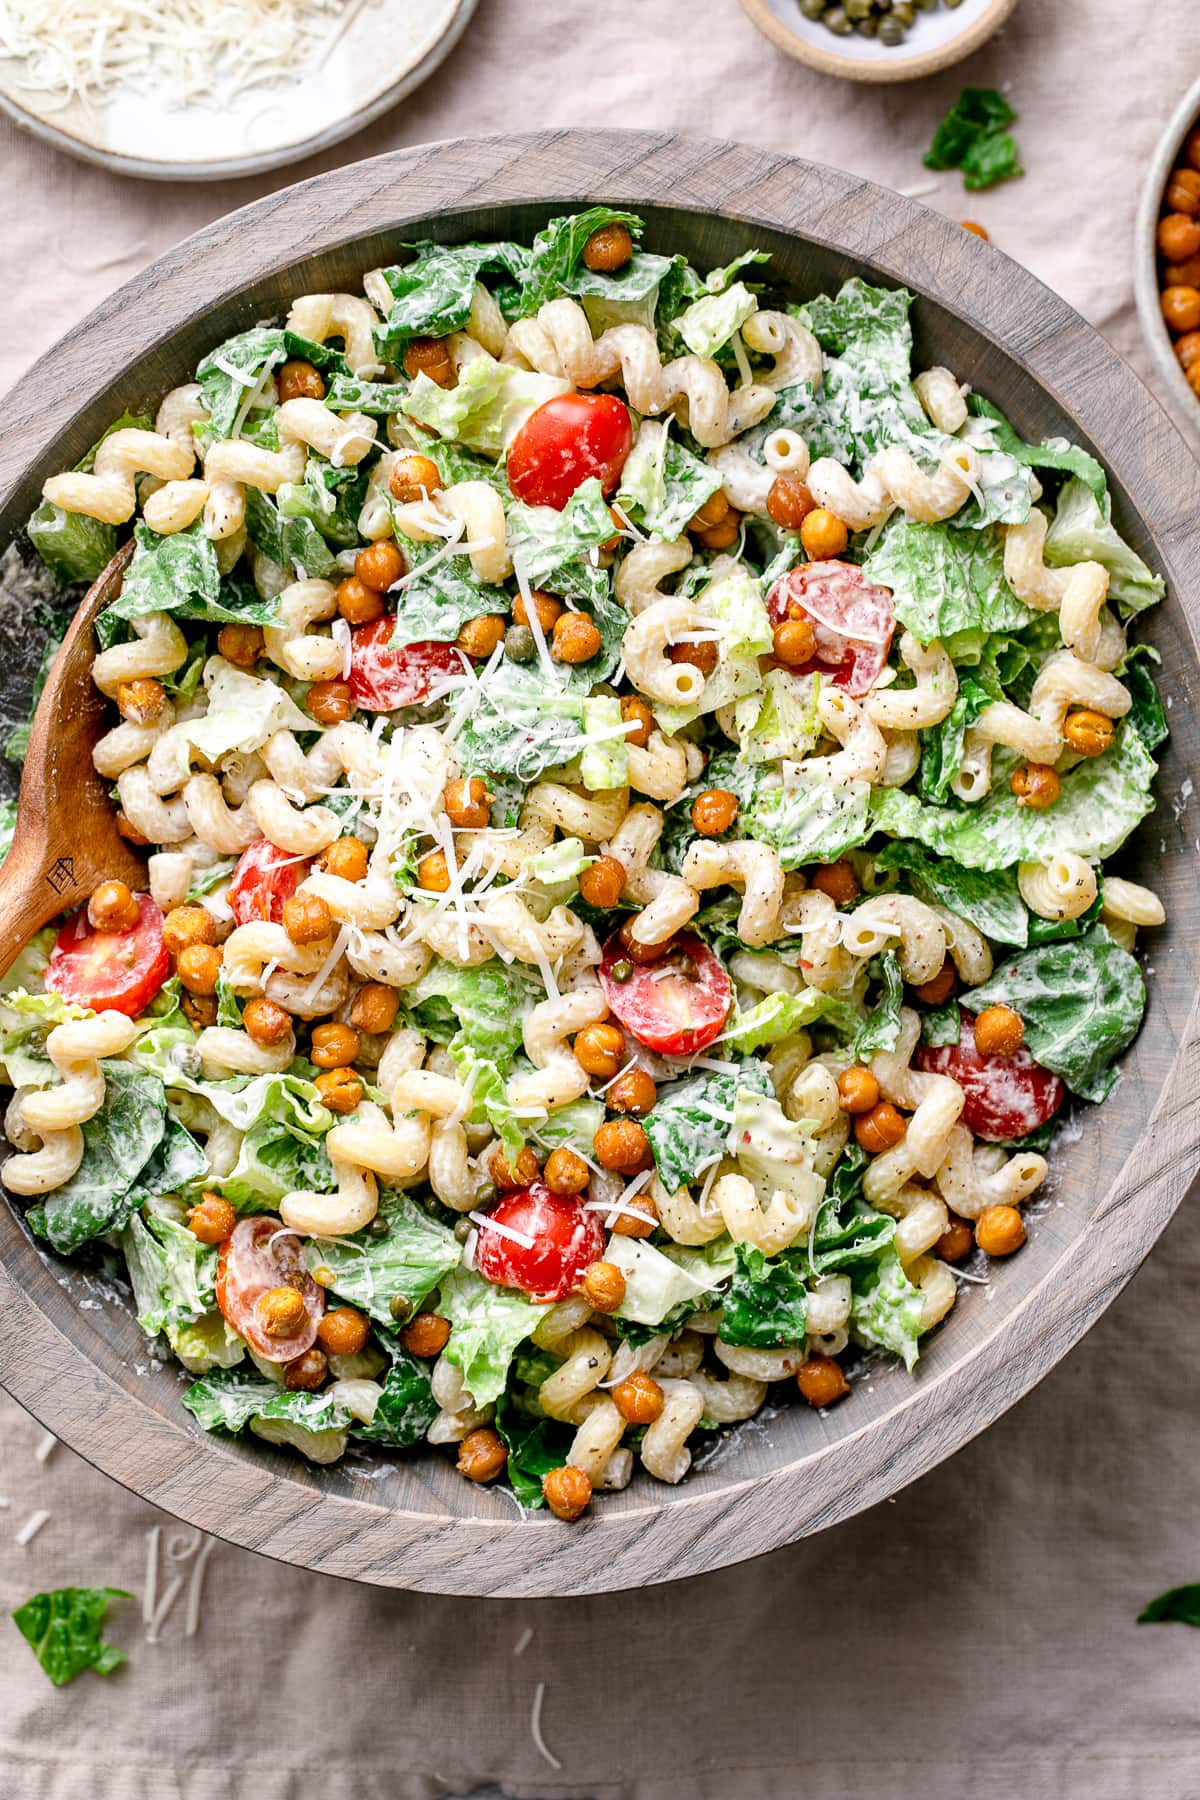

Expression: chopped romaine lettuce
xmin=609 ymin=1236 xmax=738 ymax=1328
xmin=850 ymin=1245 xmax=926 ymax=1367
xmin=11 ymin=1587 xmax=130 ymax=1688
xmin=437 ymin=1265 xmax=546 ymax=1407
xmin=25 ymin=1067 xmax=169 ymax=1252
xmin=580 ymin=695 xmax=628 ymax=792
xmin=355 ymin=1345 xmax=439 ymax=1447
xmin=643 ymin=1062 xmax=772 ymax=1195
xmin=311 ymin=1188 xmax=459 ymax=1325
xmin=1045 ymin=478 xmax=1165 ymax=616
xmin=849 ymin=953 xmax=904 ymax=1061
xmin=872 ymin=841 xmax=1029 ymax=946
xmin=673 ymin=280 xmax=757 ymax=358
xmin=372 ymin=239 xmax=529 ymax=358
xmin=402 ymin=957 xmax=539 ymax=1072
xmin=402 ymin=357 xmax=569 ymax=456
xmin=720 ymin=1244 xmax=808 ymax=1348
xmin=863 ymin=521 xmax=1034 ymax=643
xmin=615 ymin=419 xmax=723 ymax=541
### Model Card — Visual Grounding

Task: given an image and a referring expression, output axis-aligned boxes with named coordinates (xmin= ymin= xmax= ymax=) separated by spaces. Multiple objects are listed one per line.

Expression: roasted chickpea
xmin=1178 ymin=331 xmax=1200 ymax=373
xmin=796 ymin=1354 xmax=850 ymax=1408
xmin=551 ymin=611 xmax=602 ymax=665
xmin=854 ymin=1101 xmax=906 ymax=1155
xmin=88 ymin=879 xmax=140 ymax=934
xmin=544 ymin=1148 xmax=590 ymax=1196
xmin=1010 ymin=762 xmax=1061 ymax=809
xmin=282 ymin=892 xmax=333 ymax=947
xmin=694 ymin=513 xmax=741 ymax=550
xmin=580 ymin=1260 xmax=626 ymax=1313
xmin=542 ymin=1464 xmax=592 ymax=1521
xmin=766 ymin=474 xmax=816 ymax=531
xmin=809 ymin=860 xmax=860 ymax=908
xmin=578 ymin=855 xmax=626 ymax=910
xmin=607 ymin=1068 xmax=657 ymax=1116
xmin=388 ymin=452 xmax=443 ymax=502
xmin=972 ymin=1003 xmax=1024 ymax=1057
xmin=512 ymin=589 xmax=563 ymax=634
xmin=443 ymin=777 xmax=490 ymax=829
xmin=582 ymin=222 xmax=634 ymax=273
xmin=772 ymin=617 xmax=818 ymax=667
xmin=975 ymin=1203 xmax=1027 ymax=1257
xmin=620 ymin=695 xmax=654 ymax=748
xmin=689 ymin=491 xmax=732 ymax=533
xmin=457 ymin=1427 xmax=508 ymax=1483
xmin=401 ymin=1311 xmax=452 ymax=1358
xmin=349 ymin=982 xmax=400 ymax=1035
xmin=355 ymin=540 xmax=406 ymax=593
xmin=256 ymin=1286 xmax=308 ymax=1338
xmin=960 ymin=220 xmax=990 ymax=239
xmin=306 ymin=679 xmax=353 ymax=725
xmin=320 ymin=837 xmax=369 ymax=883
xmin=403 ymin=336 xmax=456 ymax=388
xmin=618 ymin=916 xmax=670 ymax=965
xmin=284 ymin=1347 xmax=329 ymax=1392
xmin=612 ymin=1371 xmax=665 ymax=1424
xmin=594 ymin=1118 xmax=652 ymax=1177
xmin=186 ymin=1193 xmax=236 ymax=1245
xmin=800 ymin=506 xmax=849 ymax=560
xmin=115 ymin=811 xmax=150 ymax=847
xmin=574 ymin=1022 xmax=626 ymax=1080
xmin=1167 ymin=168 xmax=1200 ymax=215
xmin=912 ymin=959 xmax=957 ymax=1007
xmin=1166 ymin=256 xmax=1200 ymax=290
xmin=177 ymin=943 xmax=222 ymax=996
xmin=1157 ymin=214 xmax=1200 ymax=263
xmin=837 ymin=1066 xmax=880 ymax=1115
xmin=610 ymin=1194 xmax=658 ymax=1236
xmin=417 ymin=848 xmax=453 ymax=893
xmin=311 ymin=1022 xmax=361 ymax=1069
xmin=335 ymin=574 xmax=384 ymax=626
xmin=668 ymin=637 xmax=718 ymax=677
xmin=316 ymin=1306 xmax=370 ymax=1357
xmin=277 ymin=358 xmax=326 ymax=402
xmin=1187 ymin=128 xmax=1200 ymax=173
xmin=242 ymin=996 xmax=293 ymax=1047
xmin=116 ymin=677 xmax=166 ymax=725
xmin=691 ymin=788 xmax=738 ymax=837
xmin=181 ymin=992 xmax=218 ymax=1030
xmin=1162 ymin=286 xmax=1200 ymax=335
xmin=936 ymin=1216 xmax=975 ymax=1263
xmin=488 ymin=1144 xmax=541 ymax=1191
xmin=1062 ymin=708 xmax=1114 ymax=758
xmin=163 ymin=905 xmax=216 ymax=954
xmin=314 ymin=1067 xmax=364 ymax=1114
xmin=216 ymin=622 xmax=264 ymax=668
xmin=456 ymin=614 xmax=506 ymax=659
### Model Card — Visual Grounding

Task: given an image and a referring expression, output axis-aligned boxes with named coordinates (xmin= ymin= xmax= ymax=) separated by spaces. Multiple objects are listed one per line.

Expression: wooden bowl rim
xmin=0 ymin=128 xmax=1198 ymax=1597
xmin=739 ymin=0 xmax=1019 ymax=84
xmin=1133 ymin=73 xmax=1200 ymax=454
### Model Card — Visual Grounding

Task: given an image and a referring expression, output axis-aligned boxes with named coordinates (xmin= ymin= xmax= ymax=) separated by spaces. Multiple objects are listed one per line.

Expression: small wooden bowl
xmin=741 ymin=0 xmax=1019 ymax=83
xmin=0 ymin=132 xmax=1198 ymax=1598
xmin=1135 ymin=75 xmax=1200 ymax=454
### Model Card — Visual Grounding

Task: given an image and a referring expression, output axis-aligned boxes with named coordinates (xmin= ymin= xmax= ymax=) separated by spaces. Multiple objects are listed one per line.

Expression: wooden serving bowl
xmin=0 ymin=132 xmax=1197 ymax=1598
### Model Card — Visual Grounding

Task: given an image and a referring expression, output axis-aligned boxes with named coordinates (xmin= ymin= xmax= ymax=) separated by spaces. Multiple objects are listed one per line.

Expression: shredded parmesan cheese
xmin=14 ymin=1508 xmax=50 ymax=1547
xmin=530 ymin=1682 xmax=562 ymax=1772
xmin=469 ymin=1210 xmax=536 ymax=1250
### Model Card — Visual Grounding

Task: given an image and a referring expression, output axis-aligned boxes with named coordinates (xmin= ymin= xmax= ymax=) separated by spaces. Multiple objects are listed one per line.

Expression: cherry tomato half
xmin=230 ymin=839 xmax=309 ymax=927
xmin=474 ymin=1183 xmax=605 ymax=1302
xmin=916 ymin=1009 xmax=1064 ymax=1143
xmin=598 ymin=930 xmax=733 ymax=1058
xmin=215 ymin=1216 xmax=324 ymax=1361
xmin=766 ymin=562 xmax=896 ymax=697
xmin=347 ymin=618 xmax=465 ymax=712
xmin=46 ymin=893 xmax=169 ymax=1018
xmin=507 ymin=393 xmax=633 ymax=511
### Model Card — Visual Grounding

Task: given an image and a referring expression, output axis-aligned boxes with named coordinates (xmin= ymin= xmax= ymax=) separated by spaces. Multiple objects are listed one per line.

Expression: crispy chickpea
xmin=443 ymin=776 xmax=490 ymax=829
xmin=116 ymin=811 xmax=150 ymax=847
xmin=349 ymin=982 xmax=400 ymax=1035
xmin=691 ymin=788 xmax=738 ymax=837
xmin=417 ymin=848 xmax=453 ymax=893
xmin=975 ymin=1203 xmax=1027 ymax=1257
xmin=1010 ymin=762 xmax=1061 ymax=809
xmin=284 ymin=1347 xmax=329 ymax=1392
xmin=256 ymin=1285 xmax=308 ymax=1338
xmin=1167 ymin=168 xmax=1200 ymax=215
xmin=1158 ymin=214 xmax=1200 ymax=263
xmin=669 ymin=637 xmax=718 ymax=678
xmin=1162 ymin=286 xmax=1200 ymax=335
xmin=837 ymin=1066 xmax=880 ymax=1115
xmin=403 ymin=336 xmax=456 ymax=388
xmin=912 ymin=958 xmax=957 ymax=1007
xmin=580 ymin=1260 xmax=626 ymax=1313
xmin=796 ymin=1354 xmax=850 ymax=1408
xmin=401 ymin=1311 xmax=452 ymax=1358
xmin=574 ymin=1022 xmax=626 ymax=1080
xmin=488 ymin=1144 xmax=541 ymax=1191
xmin=163 ymin=905 xmax=216 ymax=954
xmin=766 ymin=474 xmax=816 ymax=532
xmin=388 ymin=452 xmax=443 ymax=502
xmin=88 ymin=879 xmax=140 ymax=934
xmin=316 ymin=1307 xmax=370 ymax=1357
xmin=610 ymin=1195 xmax=657 ymax=1237
xmin=512 ymin=588 xmax=563 ymax=634
xmin=809 ymin=860 xmax=860 ymax=908
xmin=618 ymin=916 xmax=669 ymax=965
xmin=612 ymin=1371 xmax=665 ymax=1424
xmin=456 ymin=614 xmax=506 ymax=659
xmin=116 ymin=677 xmax=166 ymax=725
xmin=1062 ymin=708 xmax=1114 ymax=758
xmin=578 ymin=855 xmax=626 ymax=910
xmin=620 ymin=695 xmax=654 ymax=748
xmin=282 ymin=892 xmax=333 ymax=947
xmin=355 ymin=540 xmax=406 ymax=593
xmin=335 ymin=574 xmax=384 ymax=626
xmin=277 ymin=358 xmax=325 ymax=402
xmin=314 ymin=1067 xmax=364 ymax=1114
xmin=182 ymin=992 xmax=218 ymax=1030
xmin=186 ymin=1193 xmax=235 ymax=1245
xmin=177 ymin=943 xmax=222 ymax=996
xmin=243 ymin=996 xmax=293 ymax=1047
xmin=694 ymin=514 xmax=741 ymax=550
xmin=311 ymin=1022 xmax=360 ymax=1069
xmin=542 ymin=1464 xmax=592 ymax=1522
xmin=594 ymin=1118 xmax=652 ymax=1177
xmin=582 ymin=222 xmax=634 ymax=272
xmin=960 ymin=220 xmax=990 ymax=239
xmin=1188 ymin=128 xmax=1200 ymax=172
xmin=689 ymin=491 xmax=731 ymax=532
xmin=854 ymin=1101 xmax=906 ymax=1155
xmin=1178 ymin=331 xmax=1200 ymax=373
xmin=216 ymin=622 xmax=264 ymax=668
xmin=1167 ymin=256 xmax=1200 ymax=290
xmin=607 ymin=1068 xmax=657 ymax=1116
xmin=306 ymin=679 xmax=354 ymax=725
xmin=936 ymin=1215 xmax=975 ymax=1263
xmin=551 ymin=611 xmax=602 ymax=665
xmin=800 ymin=506 xmax=849 ymax=560
xmin=544 ymin=1147 xmax=590 ymax=1196
xmin=772 ymin=617 xmax=818 ymax=667
xmin=457 ymin=1427 xmax=508 ymax=1483
xmin=320 ymin=837 xmax=369 ymax=882
xmin=972 ymin=1003 xmax=1024 ymax=1057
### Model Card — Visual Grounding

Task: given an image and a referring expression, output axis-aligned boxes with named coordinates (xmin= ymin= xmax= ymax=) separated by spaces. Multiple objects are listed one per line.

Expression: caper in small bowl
xmin=741 ymin=0 xmax=1019 ymax=84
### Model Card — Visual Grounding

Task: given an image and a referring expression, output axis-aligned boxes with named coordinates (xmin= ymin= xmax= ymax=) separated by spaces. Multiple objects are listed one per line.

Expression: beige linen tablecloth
xmin=2 ymin=2 xmax=1200 ymax=1795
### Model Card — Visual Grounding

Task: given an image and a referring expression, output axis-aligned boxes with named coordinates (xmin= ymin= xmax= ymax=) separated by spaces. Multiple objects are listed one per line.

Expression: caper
xmin=798 ymin=0 xmax=825 ymax=17
xmin=389 ymin=1292 xmax=410 ymax=1321
xmin=878 ymin=14 xmax=905 ymax=40
xmin=892 ymin=1 xmax=915 ymax=22
xmin=473 ymin=1179 xmax=497 ymax=1210
xmin=855 ymin=14 xmax=879 ymax=34
xmin=367 ymin=1215 xmax=390 ymax=1239
xmin=843 ymin=0 xmax=872 ymax=17
xmin=823 ymin=5 xmax=852 ymax=32
xmin=504 ymin=624 xmax=535 ymax=663
xmin=609 ymin=958 xmax=634 ymax=983
xmin=453 ymin=1217 xmax=474 ymax=1244
xmin=944 ymin=0 xmax=963 ymax=7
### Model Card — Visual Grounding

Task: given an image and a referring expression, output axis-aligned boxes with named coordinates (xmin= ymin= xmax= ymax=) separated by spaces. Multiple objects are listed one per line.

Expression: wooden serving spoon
xmin=0 ymin=542 xmax=144 ymax=977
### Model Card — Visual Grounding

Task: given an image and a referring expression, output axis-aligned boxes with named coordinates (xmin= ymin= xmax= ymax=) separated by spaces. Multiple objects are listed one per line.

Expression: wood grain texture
xmin=0 ymin=130 xmax=1197 ymax=1597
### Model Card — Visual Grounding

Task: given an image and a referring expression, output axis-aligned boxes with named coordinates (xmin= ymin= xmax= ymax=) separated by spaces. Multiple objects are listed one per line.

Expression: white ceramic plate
xmin=741 ymin=0 xmax=1017 ymax=83
xmin=0 ymin=0 xmax=478 ymax=182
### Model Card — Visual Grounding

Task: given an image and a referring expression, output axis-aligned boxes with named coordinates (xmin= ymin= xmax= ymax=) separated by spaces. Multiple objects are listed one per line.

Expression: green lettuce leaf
xmin=733 ymin=668 xmax=824 ymax=765
xmin=243 ymin=484 xmax=339 ymax=581
xmin=25 ymin=1066 xmax=168 ymax=1252
xmin=673 ymin=280 xmax=757 ymax=357
xmin=744 ymin=770 xmax=874 ymax=869
xmin=720 ymin=987 xmax=860 ymax=1056
xmin=402 ymin=956 xmax=539 ymax=1071
xmin=609 ymin=1236 xmax=738 ymax=1328
xmin=402 ymin=357 xmax=569 ymax=457
xmin=850 ymin=952 xmax=904 ymax=1060
xmin=388 ymin=532 xmax=509 ymax=644
xmin=11 ymin=1588 xmax=130 ymax=1688
xmin=121 ymin=1210 xmax=217 ymax=1337
xmin=182 ymin=1369 xmax=351 ymax=1435
xmin=505 ymin=475 xmax=614 ymax=610
xmin=863 ymin=521 xmax=1034 ymax=643
xmin=495 ymin=1392 xmax=567 ymax=1510
xmin=850 ymin=1245 xmax=925 ymax=1368
xmin=656 ymin=561 xmax=773 ymax=731
xmin=437 ymin=1265 xmax=546 ymax=1407
xmin=196 ymin=327 xmax=345 ymax=438
xmin=966 ymin=396 xmax=1106 ymax=503
xmin=1118 ymin=644 xmax=1169 ymax=755
xmin=917 ymin=676 xmax=994 ymax=804
xmin=373 ymin=239 xmax=529 ymax=357
xmin=1137 ymin=1586 xmax=1200 ymax=1628
xmin=355 ymin=1346 xmax=439 ymax=1447
xmin=720 ymin=1244 xmax=808 ymax=1348
xmin=26 ymin=410 xmax=151 ymax=583
xmin=643 ymin=1063 xmax=772 ymax=1195
xmin=101 ymin=523 xmax=280 ymax=628
xmin=313 ymin=1189 xmax=459 ymax=1326
xmin=872 ymin=840 xmax=1029 ymax=946
xmin=452 ymin=659 xmax=587 ymax=783
xmin=1045 ymin=479 xmax=1165 ymax=616
xmin=277 ymin=456 xmax=366 ymax=549
xmin=615 ymin=419 xmax=722 ymax=541
xmin=924 ymin=88 xmax=1023 ymax=191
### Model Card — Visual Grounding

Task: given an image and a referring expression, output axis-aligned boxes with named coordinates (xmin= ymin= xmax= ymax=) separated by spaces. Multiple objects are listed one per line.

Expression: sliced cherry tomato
xmin=474 ymin=1183 xmax=605 ymax=1302
xmin=347 ymin=617 xmax=465 ymax=712
xmin=598 ymin=930 xmax=732 ymax=1057
xmin=46 ymin=893 xmax=169 ymax=1017
xmin=229 ymin=839 xmax=309 ymax=926
xmin=766 ymin=562 xmax=896 ymax=697
xmin=507 ymin=393 xmax=633 ymax=511
xmin=916 ymin=1008 xmax=1064 ymax=1143
xmin=215 ymin=1216 xmax=324 ymax=1361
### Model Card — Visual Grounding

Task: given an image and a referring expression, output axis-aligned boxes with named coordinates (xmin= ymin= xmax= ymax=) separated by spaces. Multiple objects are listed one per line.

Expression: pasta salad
xmin=0 ymin=209 xmax=1167 ymax=1520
